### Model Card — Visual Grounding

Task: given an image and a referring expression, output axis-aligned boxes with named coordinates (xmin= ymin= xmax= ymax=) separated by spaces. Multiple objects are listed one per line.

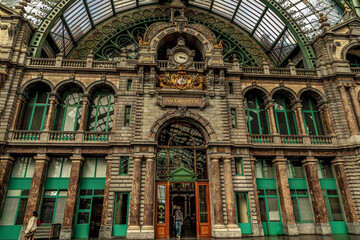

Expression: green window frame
xmin=323 ymin=189 xmax=345 ymax=222
xmin=76 ymin=189 xmax=104 ymax=225
xmin=124 ymin=106 xmax=131 ymax=126
xmin=119 ymin=156 xmax=129 ymax=175
xmin=235 ymin=192 xmax=252 ymax=234
xmin=21 ymin=89 xmax=50 ymax=131
xmin=47 ymin=157 xmax=71 ymax=178
xmin=53 ymin=89 xmax=83 ymax=131
xmin=274 ymin=95 xmax=298 ymax=135
xmin=113 ymin=192 xmax=130 ymax=236
xmin=245 ymin=94 xmax=269 ymax=134
xmin=82 ymin=157 xmax=107 ymax=178
xmin=235 ymin=157 xmax=243 ymax=176
xmin=231 ymin=108 xmax=237 ymax=128
xmin=347 ymin=53 xmax=360 ymax=67
xmin=317 ymin=160 xmax=334 ymax=179
xmin=127 ymin=79 xmax=132 ymax=91
xmin=286 ymin=160 xmax=305 ymax=178
xmin=229 ymin=82 xmax=234 ymax=94
xmin=40 ymin=190 xmax=67 ymax=224
xmin=290 ymin=189 xmax=314 ymax=223
xmin=11 ymin=157 xmax=35 ymax=178
xmin=86 ymin=89 xmax=114 ymax=132
xmin=0 ymin=190 xmax=29 ymax=226
xmin=255 ymin=159 xmax=275 ymax=179
xmin=301 ymin=97 xmax=324 ymax=136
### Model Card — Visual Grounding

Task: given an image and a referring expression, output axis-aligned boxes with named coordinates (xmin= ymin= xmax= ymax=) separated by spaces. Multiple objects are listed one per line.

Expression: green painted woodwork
xmin=86 ymin=89 xmax=114 ymax=132
xmin=235 ymin=192 xmax=252 ymax=234
xmin=21 ymin=89 xmax=50 ymax=131
xmin=119 ymin=156 xmax=129 ymax=175
xmin=168 ymin=164 xmax=198 ymax=182
xmin=53 ymin=88 xmax=83 ymax=132
xmin=112 ymin=193 xmax=129 ymax=237
xmin=301 ymin=97 xmax=325 ymax=136
xmin=274 ymin=96 xmax=298 ymax=136
xmin=245 ymin=94 xmax=270 ymax=135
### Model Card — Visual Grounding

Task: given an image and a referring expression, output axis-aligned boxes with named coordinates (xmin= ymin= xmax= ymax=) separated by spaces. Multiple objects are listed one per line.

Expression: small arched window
xmin=274 ymin=94 xmax=297 ymax=135
xmin=346 ymin=48 xmax=360 ymax=67
xmin=21 ymin=85 xmax=51 ymax=130
xmin=301 ymin=95 xmax=324 ymax=135
xmin=245 ymin=92 xmax=269 ymax=134
xmin=86 ymin=89 xmax=114 ymax=132
xmin=53 ymin=88 xmax=83 ymax=131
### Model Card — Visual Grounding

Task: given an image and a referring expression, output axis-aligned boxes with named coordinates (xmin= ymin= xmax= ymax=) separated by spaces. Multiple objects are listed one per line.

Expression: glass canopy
xmin=2 ymin=0 xmax=346 ymax=65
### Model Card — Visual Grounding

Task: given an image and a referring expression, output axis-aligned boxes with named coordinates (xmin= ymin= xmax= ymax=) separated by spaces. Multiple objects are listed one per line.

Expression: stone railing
xmin=92 ymin=61 xmax=116 ymax=68
xmin=269 ymin=68 xmax=291 ymax=75
xmin=62 ymin=59 xmax=86 ymax=68
xmin=351 ymin=67 xmax=360 ymax=74
xmin=249 ymin=134 xmax=336 ymax=146
xmin=30 ymin=58 xmax=56 ymax=67
xmin=296 ymin=69 xmax=317 ymax=76
xmin=242 ymin=67 xmax=265 ymax=74
xmin=10 ymin=130 xmax=113 ymax=143
xmin=157 ymin=60 xmax=168 ymax=69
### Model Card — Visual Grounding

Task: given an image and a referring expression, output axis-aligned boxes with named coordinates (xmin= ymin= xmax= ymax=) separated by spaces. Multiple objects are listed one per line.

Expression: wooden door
xmin=195 ymin=182 xmax=211 ymax=237
xmin=155 ymin=182 xmax=169 ymax=238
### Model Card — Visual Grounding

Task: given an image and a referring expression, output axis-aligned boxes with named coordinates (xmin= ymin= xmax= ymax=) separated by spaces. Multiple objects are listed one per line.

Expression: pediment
xmin=168 ymin=164 xmax=197 ymax=182
xmin=0 ymin=3 xmax=21 ymax=17
xmin=329 ymin=16 xmax=360 ymax=35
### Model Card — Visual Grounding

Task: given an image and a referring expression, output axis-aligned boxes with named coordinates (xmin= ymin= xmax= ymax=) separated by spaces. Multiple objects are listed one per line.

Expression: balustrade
xmin=49 ymin=131 xmax=76 ymax=141
xmin=12 ymin=130 xmax=42 ymax=141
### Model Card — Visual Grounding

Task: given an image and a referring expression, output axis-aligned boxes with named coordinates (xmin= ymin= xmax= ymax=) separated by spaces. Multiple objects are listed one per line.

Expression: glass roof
xmin=1 ymin=0 xmax=346 ymax=65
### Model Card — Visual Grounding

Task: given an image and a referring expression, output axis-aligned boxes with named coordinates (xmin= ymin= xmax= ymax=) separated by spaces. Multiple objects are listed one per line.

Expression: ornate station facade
xmin=2 ymin=0 xmax=360 ymax=239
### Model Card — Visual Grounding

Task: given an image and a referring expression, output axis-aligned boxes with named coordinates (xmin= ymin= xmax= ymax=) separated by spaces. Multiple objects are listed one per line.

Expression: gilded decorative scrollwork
xmin=157 ymin=66 xmax=206 ymax=90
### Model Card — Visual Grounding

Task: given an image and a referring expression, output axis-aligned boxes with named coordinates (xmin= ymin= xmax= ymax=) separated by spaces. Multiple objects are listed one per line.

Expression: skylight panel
xmin=86 ymin=0 xmax=113 ymax=25
xmin=139 ymin=0 xmax=159 ymax=6
xmin=50 ymin=19 xmax=73 ymax=55
xmin=212 ymin=0 xmax=237 ymax=19
xmin=253 ymin=9 xmax=285 ymax=49
xmin=64 ymin=0 xmax=92 ymax=41
xmin=270 ymin=29 xmax=296 ymax=64
xmin=233 ymin=0 xmax=265 ymax=33
xmin=113 ymin=0 xmax=136 ymax=13
xmin=188 ymin=0 xmax=212 ymax=10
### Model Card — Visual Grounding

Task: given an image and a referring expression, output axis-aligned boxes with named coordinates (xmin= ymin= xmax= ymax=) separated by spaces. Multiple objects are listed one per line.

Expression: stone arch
xmin=19 ymin=78 xmax=54 ymax=99
xmin=149 ymin=110 xmax=217 ymax=142
xmin=242 ymin=85 xmax=271 ymax=102
xmin=270 ymin=87 xmax=298 ymax=104
xmin=54 ymin=79 xmax=86 ymax=96
xmin=85 ymin=80 xmax=118 ymax=96
xmin=341 ymin=42 xmax=360 ymax=61
xmin=298 ymin=88 xmax=326 ymax=106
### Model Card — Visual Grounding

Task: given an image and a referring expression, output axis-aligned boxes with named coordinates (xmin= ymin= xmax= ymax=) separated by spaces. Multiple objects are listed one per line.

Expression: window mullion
xmin=40 ymin=94 xmax=50 ymax=130
xmin=28 ymin=91 xmax=39 ymax=131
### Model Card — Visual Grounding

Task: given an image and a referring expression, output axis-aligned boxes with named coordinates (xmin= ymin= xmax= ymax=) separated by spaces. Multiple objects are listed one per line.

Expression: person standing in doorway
xmin=24 ymin=211 xmax=38 ymax=240
xmin=174 ymin=205 xmax=183 ymax=238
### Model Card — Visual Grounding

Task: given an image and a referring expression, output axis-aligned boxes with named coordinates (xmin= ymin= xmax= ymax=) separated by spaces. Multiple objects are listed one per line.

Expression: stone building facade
xmin=2 ymin=0 xmax=360 ymax=239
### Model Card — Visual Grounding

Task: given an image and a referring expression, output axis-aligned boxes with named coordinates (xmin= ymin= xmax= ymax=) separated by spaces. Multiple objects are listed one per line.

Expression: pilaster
xmin=99 ymin=155 xmax=113 ymax=239
xmin=0 ymin=155 xmax=15 ymax=212
xmin=249 ymin=157 xmax=264 ymax=236
xmin=337 ymin=84 xmax=359 ymax=135
xmin=142 ymin=155 xmax=155 ymax=239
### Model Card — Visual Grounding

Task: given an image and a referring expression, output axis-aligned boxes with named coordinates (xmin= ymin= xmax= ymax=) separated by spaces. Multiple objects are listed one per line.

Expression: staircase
xmin=34 ymin=226 xmax=51 ymax=239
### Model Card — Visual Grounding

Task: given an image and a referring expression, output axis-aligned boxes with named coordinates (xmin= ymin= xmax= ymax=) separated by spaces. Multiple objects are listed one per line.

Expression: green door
xmin=112 ymin=193 xmax=129 ymax=236
xmin=258 ymin=189 xmax=283 ymax=236
xmin=235 ymin=193 xmax=252 ymax=234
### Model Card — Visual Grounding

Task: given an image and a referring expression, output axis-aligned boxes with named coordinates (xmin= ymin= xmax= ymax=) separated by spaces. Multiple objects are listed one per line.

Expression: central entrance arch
xmin=154 ymin=122 xmax=211 ymax=238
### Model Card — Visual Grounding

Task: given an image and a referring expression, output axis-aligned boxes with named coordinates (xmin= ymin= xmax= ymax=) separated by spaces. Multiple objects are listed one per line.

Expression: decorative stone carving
xmin=157 ymin=66 xmax=206 ymax=90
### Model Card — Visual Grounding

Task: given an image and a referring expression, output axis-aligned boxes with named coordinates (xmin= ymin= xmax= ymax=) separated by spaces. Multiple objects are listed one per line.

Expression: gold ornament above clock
xmin=157 ymin=66 xmax=206 ymax=90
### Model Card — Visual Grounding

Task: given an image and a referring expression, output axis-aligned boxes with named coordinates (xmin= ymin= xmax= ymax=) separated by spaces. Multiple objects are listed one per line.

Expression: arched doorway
xmin=155 ymin=123 xmax=211 ymax=238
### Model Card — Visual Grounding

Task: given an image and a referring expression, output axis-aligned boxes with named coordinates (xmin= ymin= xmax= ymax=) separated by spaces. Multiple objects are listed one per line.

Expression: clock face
xmin=174 ymin=52 xmax=189 ymax=64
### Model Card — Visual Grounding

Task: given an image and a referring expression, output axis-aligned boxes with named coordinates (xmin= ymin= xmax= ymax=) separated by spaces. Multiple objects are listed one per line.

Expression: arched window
xmin=274 ymin=94 xmax=297 ymax=135
xmin=245 ymin=91 xmax=269 ymax=134
xmin=156 ymin=123 xmax=207 ymax=180
xmin=346 ymin=49 xmax=360 ymax=67
xmin=301 ymin=95 xmax=324 ymax=135
xmin=21 ymin=85 xmax=51 ymax=130
xmin=53 ymin=88 xmax=83 ymax=131
xmin=86 ymin=89 xmax=114 ymax=132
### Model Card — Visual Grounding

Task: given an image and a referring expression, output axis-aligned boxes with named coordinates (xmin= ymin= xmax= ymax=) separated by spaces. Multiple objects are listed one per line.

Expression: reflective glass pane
xmin=96 ymin=158 xmax=107 ymax=177
xmin=259 ymin=111 xmax=269 ymax=134
xmin=21 ymin=106 xmax=33 ymax=130
xmin=259 ymin=197 xmax=267 ymax=222
xmin=236 ymin=193 xmax=249 ymax=223
xmin=48 ymin=158 xmax=62 ymax=177
xmin=291 ymin=197 xmax=300 ymax=222
xmin=276 ymin=112 xmax=288 ymax=135
xmin=40 ymin=198 xmax=56 ymax=223
xmin=77 ymin=212 xmax=90 ymax=224
xmin=114 ymin=194 xmax=128 ymax=225
xmin=304 ymin=112 xmax=316 ymax=135
xmin=199 ymin=185 xmax=208 ymax=223
xmin=11 ymin=158 xmax=27 ymax=178
xmin=79 ymin=198 xmax=91 ymax=210
xmin=53 ymin=198 xmax=66 ymax=223
xmin=54 ymin=106 xmax=66 ymax=130
xmin=61 ymin=158 xmax=71 ymax=177
xmin=263 ymin=160 xmax=275 ymax=178
xmin=120 ymin=157 xmax=129 ymax=174
xmin=15 ymin=198 xmax=28 ymax=225
xmin=25 ymin=158 xmax=35 ymax=178
xmin=157 ymin=185 xmax=166 ymax=224
xmin=298 ymin=197 xmax=313 ymax=222
xmin=314 ymin=112 xmax=325 ymax=135
xmin=249 ymin=111 xmax=260 ymax=134
xmin=0 ymin=198 xmax=19 ymax=225
xmin=287 ymin=112 xmax=297 ymax=135
xmin=235 ymin=158 xmax=242 ymax=175
xmin=83 ymin=158 xmax=96 ymax=177
xmin=30 ymin=106 xmax=46 ymax=130
xmin=63 ymin=106 xmax=78 ymax=131
xmin=267 ymin=198 xmax=280 ymax=222
xmin=329 ymin=197 xmax=343 ymax=221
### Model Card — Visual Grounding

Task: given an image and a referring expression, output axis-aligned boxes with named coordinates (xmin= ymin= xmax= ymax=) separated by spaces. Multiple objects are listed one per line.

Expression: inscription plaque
xmin=162 ymin=97 xmax=203 ymax=107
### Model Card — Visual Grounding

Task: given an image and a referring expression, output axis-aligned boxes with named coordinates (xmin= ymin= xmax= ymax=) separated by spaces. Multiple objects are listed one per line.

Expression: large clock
xmin=174 ymin=51 xmax=189 ymax=64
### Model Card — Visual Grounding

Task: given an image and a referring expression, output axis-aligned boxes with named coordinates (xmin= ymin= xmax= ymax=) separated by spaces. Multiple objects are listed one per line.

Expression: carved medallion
xmin=157 ymin=66 xmax=206 ymax=90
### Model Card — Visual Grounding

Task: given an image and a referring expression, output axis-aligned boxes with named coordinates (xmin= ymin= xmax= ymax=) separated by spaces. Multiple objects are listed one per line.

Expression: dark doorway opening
xmin=89 ymin=197 xmax=103 ymax=238
xmin=170 ymin=183 xmax=196 ymax=238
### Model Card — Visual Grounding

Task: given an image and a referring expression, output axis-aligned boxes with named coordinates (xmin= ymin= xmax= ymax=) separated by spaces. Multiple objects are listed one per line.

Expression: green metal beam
xmin=60 ymin=15 xmax=76 ymax=45
xmin=82 ymin=0 xmax=95 ymax=28
xmin=268 ymin=27 xmax=288 ymax=52
xmin=250 ymin=7 xmax=268 ymax=36
xmin=231 ymin=0 xmax=242 ymax=22
xmin=110 ymin=0 xmax=116 ymax=16
xmin=209 ymin=0 xmax=215 ymax=12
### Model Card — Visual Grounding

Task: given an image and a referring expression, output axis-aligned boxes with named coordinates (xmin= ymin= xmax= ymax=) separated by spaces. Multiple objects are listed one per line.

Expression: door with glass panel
xmin=258 ymin=189 xmax=283 ymax=235
xmin=235 ymin=193 xmax=252 ymax=234
xmin=195 ymin=182 xmax=211 ymax=237
xmin=317 ymin=160 xmax=347 ymax=234
xmin=40 ymin=190 xmax=67 ymax=225
xmin=112 ymin=193 xmax=129 ymax=236
xmin=155 ymin=182 xmax=169 ymax=238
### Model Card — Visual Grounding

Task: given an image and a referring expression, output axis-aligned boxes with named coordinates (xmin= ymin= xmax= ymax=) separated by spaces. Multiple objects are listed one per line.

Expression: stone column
xmin=292 ymin=105 xmax=302 ymax=135
xmin=10 ymin=96 xmax=26 ymax=130
xmin=78 ymin=96 xmax=89 ymax=131
xmin=302 ymin=157 xmax=331 ymax=235
xmin=44 ymin=95 xmax=58 ymax=130
xmin=265 ymin=102 xmax=278 ymax=135
xmin=0 ymin=155 xmax=14 ymax=211
xmin=223 ymin=156 xmax=242 ymax=237
xmin=296 ymin=105 xmax=306 ymax=135
xmin=22 ymin=155 xmax=50 ymax=230
xmin=249 ymin=157 xmax=264 ymax=236
xmin=348 ymin=86 xmax=360 ymax=128
xmin=338 ymin=85 xmax=359 ymax=134
xmin=142 ymin=155 xmax=155 ymax=234
xmin=331 ymin=157 xmax=360 ymax=234
xmin=128 ymin=155 xmax=142 ymax=236
xmin=272 ymin=157 xmax=298 ymax=235
xmin=210 ymin=156 xmax=224 ymax=227
xmin=318 ymin=104 xmax=334 ymax=135
xmin=99 ymin=155 xmax=113 ymax=239
xmin=59 ymin=155 xmax=84 ymax=240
